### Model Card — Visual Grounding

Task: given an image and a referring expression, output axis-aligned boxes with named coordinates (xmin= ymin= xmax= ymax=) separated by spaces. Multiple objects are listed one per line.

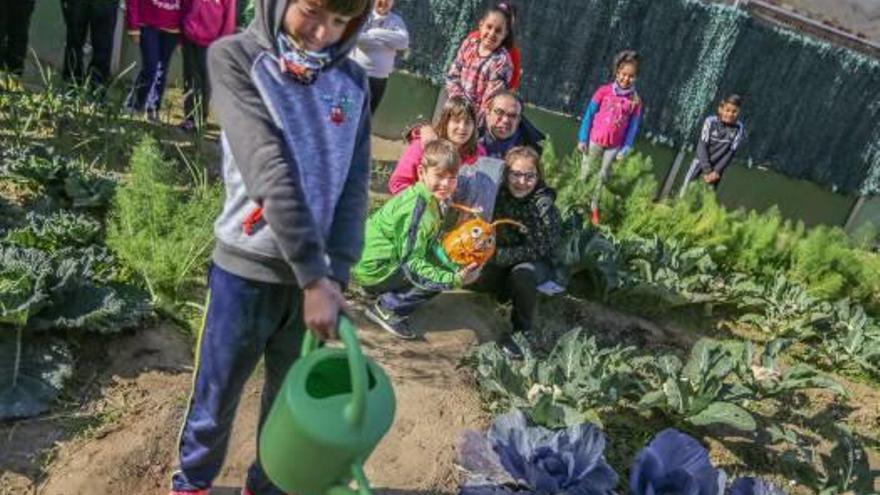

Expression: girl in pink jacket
xmin=389 ymin=96 xmax=486 ymax=195
xmin=576 ymin=50 xmax=643 ymax=225
xmin=180 ymin=0 xmax=237 ymax=130
xmin=125 ymin=0 xmax=184 ymax=120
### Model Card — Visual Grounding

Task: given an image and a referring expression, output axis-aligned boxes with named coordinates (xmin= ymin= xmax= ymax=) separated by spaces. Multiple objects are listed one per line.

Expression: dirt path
xmin=1 ymin=293 xmax=495 ymax=495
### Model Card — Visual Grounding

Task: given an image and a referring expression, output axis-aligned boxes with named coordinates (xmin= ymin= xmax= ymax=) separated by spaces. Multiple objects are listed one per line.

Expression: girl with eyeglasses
xmin=470 ymin=146 xmax=562 ymax=360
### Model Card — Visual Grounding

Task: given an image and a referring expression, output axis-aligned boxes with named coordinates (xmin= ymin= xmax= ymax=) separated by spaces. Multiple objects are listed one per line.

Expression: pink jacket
xmin=587 ymin=83 xmax=643 ymax=149
xmin=182 ymin=0 xmax=237 ymax=47
xmin=126 ymin=0 xmax=184 ymax=33
xmin=388 ymin=136 xmax=487 ymax=195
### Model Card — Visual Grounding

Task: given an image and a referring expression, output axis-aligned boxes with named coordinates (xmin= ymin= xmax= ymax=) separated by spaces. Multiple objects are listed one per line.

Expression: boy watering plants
xmin=168 ymin=0 xmax=372 ymax=494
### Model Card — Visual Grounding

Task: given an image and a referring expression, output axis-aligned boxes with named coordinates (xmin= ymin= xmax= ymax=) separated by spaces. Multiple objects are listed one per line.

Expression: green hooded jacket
xmin=353 ymin=182 xmax=461 ymax=291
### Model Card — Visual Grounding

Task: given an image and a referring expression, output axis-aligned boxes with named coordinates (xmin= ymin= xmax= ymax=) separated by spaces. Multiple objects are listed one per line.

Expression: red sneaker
xmin=590 ymin=208 xmax=600 ymax=226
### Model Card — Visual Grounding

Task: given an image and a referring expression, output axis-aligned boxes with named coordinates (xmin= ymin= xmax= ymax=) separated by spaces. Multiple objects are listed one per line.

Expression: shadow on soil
xmin=0 ymin=323 xmax=192 ymax=490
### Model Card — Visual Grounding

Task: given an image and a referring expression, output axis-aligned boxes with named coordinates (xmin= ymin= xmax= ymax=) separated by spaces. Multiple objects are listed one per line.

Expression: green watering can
xmin=260 ymin=316 xmax=396 ymax=495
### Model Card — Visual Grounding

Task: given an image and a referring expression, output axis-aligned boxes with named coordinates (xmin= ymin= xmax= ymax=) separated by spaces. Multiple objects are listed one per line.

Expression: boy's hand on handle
xmin=128 ymin=31 xmax=141 ymax=45
xmin=458 ymin=262 xmax=482 ymax=286
xmin=303 ymin=277 xmax=349 ymax=341
xmin=576 ymin=142 xmax=589 ymax=154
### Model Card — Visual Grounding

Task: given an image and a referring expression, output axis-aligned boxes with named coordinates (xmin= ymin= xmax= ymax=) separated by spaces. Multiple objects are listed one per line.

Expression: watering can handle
xmin=301 ymin=315 xmax=367 ymax=427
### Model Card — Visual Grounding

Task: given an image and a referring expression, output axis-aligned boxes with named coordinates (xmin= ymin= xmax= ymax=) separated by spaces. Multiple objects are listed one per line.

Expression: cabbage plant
xmin=630 ymin=429 xmax=786 ymax=495
xmin=629 ymin=428 xmax=726 ymax=495
xmin=457 ymin=410 xmax=618 ymax=494
xmin=638 ymin=339 xmax=756 ymax=431
xmin=0 ymin=246 xmax=149 ymax=420
xmin=725 ymin=338 xmax=845 ymax=400
xmin=470 ymin=328 xmax=643 ymax=428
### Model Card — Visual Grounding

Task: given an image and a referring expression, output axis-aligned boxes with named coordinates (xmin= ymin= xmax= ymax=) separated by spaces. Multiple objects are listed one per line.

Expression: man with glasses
xmin=480 ymin=90 xmax=545 ymax=159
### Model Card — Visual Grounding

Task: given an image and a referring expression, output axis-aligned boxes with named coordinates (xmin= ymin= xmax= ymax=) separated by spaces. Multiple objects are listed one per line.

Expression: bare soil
xmin=1 ymin=293 xmax=495 ymax=495
xmin=1 ymin=278 xmax=878 ymax=494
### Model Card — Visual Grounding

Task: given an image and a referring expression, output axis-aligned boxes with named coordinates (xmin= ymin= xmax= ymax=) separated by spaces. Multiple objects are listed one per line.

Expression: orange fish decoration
xmin=441 ymin=203 xmax=527 ymax=266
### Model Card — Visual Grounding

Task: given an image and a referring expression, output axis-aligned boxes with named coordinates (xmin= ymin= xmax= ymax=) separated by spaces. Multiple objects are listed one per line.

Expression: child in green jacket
xmin=355 ymin=139 xmax=481 ymax=339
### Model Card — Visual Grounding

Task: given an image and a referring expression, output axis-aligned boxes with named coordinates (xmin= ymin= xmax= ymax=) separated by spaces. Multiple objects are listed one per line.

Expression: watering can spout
xmin=323 ymin=462 xmax=371 ymax=495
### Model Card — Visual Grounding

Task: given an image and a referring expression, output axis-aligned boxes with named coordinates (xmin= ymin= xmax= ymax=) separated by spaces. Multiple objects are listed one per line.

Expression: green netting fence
xmin=389 ymin=0 xmax=880 ymax=196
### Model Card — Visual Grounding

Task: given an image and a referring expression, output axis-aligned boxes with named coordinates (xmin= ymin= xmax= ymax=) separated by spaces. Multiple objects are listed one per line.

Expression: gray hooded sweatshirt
xmin=208 ymin=0 xmax=372 ymax=287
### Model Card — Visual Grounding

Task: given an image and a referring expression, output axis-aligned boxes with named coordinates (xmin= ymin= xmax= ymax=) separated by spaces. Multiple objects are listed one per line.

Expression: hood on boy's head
xmin=248 ymin=0 xmax=372 ymax=63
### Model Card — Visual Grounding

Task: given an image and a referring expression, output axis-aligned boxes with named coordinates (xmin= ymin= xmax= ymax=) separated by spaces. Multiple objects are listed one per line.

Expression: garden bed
xmin=2 ymin=76 xmax=879 ymax=494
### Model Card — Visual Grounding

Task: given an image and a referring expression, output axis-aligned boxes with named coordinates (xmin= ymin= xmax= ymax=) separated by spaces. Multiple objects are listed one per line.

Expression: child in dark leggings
xmin=61 ymin=0 xmax=120 ymax=88
xmin=472 ymin=146 xmax=561 ymax=359
xmin=125 ymin=0 xmax=183 ymax=120
xmin=0 ymin=0 xmax=36 ymax=76
xmin=179 ymin=0 xmax=237 ymax=130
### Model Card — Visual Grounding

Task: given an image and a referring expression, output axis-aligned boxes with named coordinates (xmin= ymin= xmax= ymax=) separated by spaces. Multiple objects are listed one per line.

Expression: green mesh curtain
xmin=719 ymin=22 xmax=880 ymax=194
xmin=238 ymin=0 xmax=255 ymax=29
xmin=393 ymin=0 xmax=880 ymax=195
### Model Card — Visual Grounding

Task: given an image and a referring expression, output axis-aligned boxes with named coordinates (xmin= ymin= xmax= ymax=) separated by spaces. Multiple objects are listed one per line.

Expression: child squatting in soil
xmin=168 ymin=0 xmax=372 ymax=494
xmin=355 ymin=139 xmax=483 ymax=340
xmin=469 ymin=146 xmax=562 ymax=360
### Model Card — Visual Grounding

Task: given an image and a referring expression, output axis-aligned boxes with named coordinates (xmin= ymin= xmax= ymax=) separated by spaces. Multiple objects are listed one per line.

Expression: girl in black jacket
xmin=473 ymin=145 xmax=562 ymax=359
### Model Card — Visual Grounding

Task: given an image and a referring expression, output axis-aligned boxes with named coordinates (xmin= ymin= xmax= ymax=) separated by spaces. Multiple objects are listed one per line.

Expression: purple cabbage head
xmin=457 ymin=410 xmax=618 ymax=495
xmin=629 ymin=429 xmax=726 ymax=495
xmin=729 ymin=477 xmax=786 ymax=495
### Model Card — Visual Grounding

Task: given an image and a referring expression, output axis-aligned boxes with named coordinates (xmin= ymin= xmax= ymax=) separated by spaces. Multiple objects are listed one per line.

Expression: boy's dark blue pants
xmin=366 ymin=269 xmax=438 ymax=317
xmin=127 ymin=26 xmax=178 ymax=114
xmin=172 ymin=265 xmax=305 ymax=495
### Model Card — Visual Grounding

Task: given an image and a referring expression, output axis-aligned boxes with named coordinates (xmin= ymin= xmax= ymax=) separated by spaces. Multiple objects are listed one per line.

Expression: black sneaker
xmin=365 ymin=302 xmax=417 ymax=340
xmin=499 ymin=333 xmax=524 ymax=360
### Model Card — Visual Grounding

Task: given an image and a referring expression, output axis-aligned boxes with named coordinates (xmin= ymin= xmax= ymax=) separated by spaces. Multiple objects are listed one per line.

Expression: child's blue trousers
xmin=171 ymin=264 xmax=305 ymax=495
xmin=126 ymin=26 xmax=178 ymax=115
xmin=365 ymin=269 xmax=439 ymax=317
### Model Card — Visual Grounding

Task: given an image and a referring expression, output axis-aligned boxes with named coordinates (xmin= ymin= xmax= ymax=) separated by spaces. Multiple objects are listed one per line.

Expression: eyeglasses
xmin=509 ymin=170 xmax=538 ymax=182
xmin=491 ymin=107 xmax=520 ymax=121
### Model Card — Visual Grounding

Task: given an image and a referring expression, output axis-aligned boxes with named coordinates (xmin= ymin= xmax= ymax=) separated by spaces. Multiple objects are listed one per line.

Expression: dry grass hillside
xmin=776 ymin=0 xmax=880 ymax=41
